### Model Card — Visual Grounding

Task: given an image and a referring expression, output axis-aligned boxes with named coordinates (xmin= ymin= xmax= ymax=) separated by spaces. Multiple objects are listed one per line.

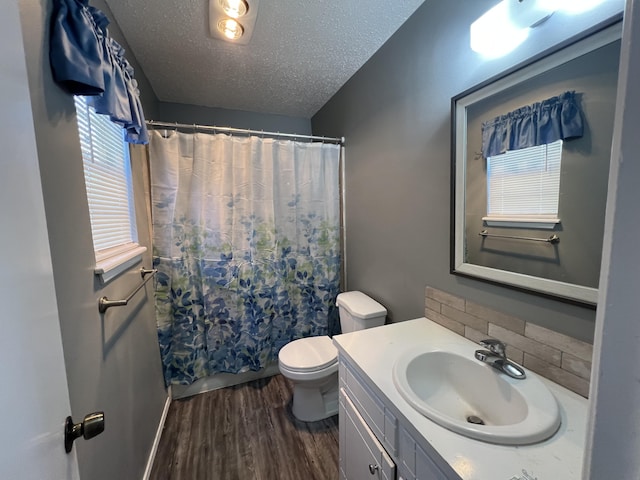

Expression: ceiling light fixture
xmin=217 ymin=18 xmax=244 ymax=40
xmin=210 ymin=0 xmax=260 ymax=45
xmin=219 ymin=0 xmax=248 ymax=19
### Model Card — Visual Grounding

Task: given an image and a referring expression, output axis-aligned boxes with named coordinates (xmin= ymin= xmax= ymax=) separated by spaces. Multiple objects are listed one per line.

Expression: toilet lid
xmin=279 ymin=336 xmax=338 ymax=372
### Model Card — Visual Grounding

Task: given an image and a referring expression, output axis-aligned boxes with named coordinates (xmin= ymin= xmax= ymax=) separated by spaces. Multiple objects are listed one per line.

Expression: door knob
xmin=64 ymin=412 xmax=105 ymax=453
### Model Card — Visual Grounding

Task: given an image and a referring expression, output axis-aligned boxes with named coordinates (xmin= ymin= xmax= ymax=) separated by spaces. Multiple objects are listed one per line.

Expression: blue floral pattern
xmin=150 ymin=132 xmax=341 ymax=385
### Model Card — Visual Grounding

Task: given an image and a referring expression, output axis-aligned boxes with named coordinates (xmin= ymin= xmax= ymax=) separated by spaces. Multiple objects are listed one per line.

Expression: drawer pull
xmin=369 ymin=463 xmax=380 ymax=475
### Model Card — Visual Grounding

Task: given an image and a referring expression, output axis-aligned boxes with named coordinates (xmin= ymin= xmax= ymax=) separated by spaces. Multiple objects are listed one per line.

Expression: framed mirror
xmin=451 ymin=22 xmax=622 ymax=306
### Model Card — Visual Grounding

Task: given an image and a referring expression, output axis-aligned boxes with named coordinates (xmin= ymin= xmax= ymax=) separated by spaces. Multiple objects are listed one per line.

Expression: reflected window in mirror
xmin=485 ymin=140 xmax=562 ymax=229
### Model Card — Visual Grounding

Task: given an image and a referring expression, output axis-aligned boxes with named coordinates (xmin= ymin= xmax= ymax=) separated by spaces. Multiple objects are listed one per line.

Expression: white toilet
xmin=278 ymin=291 xmax=387 ymax=422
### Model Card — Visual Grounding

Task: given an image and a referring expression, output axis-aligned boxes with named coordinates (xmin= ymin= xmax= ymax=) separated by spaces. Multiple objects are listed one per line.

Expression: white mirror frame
xmin=451 ymin=22 xmax=622 ymax=306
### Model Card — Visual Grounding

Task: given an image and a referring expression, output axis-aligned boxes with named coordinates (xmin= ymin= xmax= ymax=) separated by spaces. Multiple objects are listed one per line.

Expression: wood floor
xmin=150 ymin=374 xmax=339 ymax=480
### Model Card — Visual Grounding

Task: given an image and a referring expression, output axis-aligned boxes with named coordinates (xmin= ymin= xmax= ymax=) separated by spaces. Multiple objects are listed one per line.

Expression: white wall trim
xmin=95 ymin=244 xmax=146 ymax=284
xmin=482 ymin=216 xmax=560 ymax=229
xmin=142 ymin=391 xmax=172 ymax=480
xmin=584 ymin=0 xmax=640 ymax=476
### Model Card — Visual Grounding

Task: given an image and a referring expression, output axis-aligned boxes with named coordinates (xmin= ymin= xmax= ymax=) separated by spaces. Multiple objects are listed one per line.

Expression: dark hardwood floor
xmin=150 ymin=374 xmax=339 ymax=480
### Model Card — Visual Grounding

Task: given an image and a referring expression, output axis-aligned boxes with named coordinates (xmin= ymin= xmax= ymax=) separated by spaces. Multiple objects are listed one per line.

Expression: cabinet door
xmin=341 ymin=390 xmax=396 ymax=480
xmin=416 ymin=443 xmax=450 ymax=479
xmin=398 ymin=426 xmax=450 ymax=480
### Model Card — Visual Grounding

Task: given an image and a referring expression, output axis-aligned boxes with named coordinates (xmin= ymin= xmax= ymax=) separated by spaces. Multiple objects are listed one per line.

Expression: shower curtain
xmin=149 ymin=130 xmax=342 ymax=385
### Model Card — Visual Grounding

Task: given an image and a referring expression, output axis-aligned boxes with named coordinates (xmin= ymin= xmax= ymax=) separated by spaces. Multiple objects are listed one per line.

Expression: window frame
xmin=482 ymin=140 xmax=563 ymax=230
xmin=74 ymin=95 xmax=146 ymax=283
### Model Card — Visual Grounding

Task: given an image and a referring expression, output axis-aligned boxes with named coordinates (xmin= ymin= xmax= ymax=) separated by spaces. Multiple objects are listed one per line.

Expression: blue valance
xmin=481 ymin=91 xmax=583 ymax=158
xmin=49 ymin=0 xmax=148 ymax=144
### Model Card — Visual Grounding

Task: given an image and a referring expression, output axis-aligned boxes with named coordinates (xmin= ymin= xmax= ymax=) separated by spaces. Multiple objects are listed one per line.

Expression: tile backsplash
xmin=425 ymin=286 xmax=593 ymax=397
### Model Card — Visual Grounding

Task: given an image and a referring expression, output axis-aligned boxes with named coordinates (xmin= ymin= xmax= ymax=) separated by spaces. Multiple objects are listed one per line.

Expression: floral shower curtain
xmin=149 ymin=130 xmax=342 ymax=385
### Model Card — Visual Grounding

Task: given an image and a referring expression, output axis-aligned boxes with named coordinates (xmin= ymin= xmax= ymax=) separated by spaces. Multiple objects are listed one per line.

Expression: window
xmin=74 ymin=96 xmax=146 ymax=282
xmin=484 ymin=140 xmax=562 ymax=229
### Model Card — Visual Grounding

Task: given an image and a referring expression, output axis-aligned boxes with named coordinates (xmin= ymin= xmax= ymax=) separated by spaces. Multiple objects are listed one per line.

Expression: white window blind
xmin=486 ymin=140 xmax=562 ymax=219
xmin=74 ymin=95 xmax=138 ymax=257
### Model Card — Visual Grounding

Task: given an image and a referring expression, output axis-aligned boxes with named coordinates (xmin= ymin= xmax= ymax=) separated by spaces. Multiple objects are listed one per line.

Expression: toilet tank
xmin=336 ymin=291 xmax=387 ymax=334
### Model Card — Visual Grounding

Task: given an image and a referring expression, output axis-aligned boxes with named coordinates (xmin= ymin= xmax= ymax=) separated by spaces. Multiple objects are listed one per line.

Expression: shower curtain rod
xmin=146 ymin=120 xmax=345 ymax=145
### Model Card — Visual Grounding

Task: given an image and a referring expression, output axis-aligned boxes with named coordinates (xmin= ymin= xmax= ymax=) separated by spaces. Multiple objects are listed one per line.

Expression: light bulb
xmin=219 ymin=0 xmax=248 ymax=18
xmin=217 ymin=18 xmax=244 ymax=40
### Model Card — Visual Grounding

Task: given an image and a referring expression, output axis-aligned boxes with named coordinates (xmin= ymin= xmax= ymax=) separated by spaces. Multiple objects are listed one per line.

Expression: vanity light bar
xmin=470 ymin=0 xmax=608 ymax=58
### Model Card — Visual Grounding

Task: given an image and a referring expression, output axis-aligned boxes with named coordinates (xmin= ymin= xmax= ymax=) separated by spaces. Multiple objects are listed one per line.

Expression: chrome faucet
xmin=475 ymin=339 xmax=526 ymax=379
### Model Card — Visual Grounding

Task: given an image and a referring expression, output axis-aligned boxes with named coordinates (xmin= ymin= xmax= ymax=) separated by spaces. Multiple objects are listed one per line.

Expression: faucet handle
xmin=479 ymin=338 xmax=506 ymax=357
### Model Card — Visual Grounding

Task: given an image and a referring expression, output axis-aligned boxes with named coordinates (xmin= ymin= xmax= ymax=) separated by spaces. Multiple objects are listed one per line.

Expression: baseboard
xmin=142 ymin=390 xmax=172 ymax=480
xmin=171 ymin=362 xmax=281 ymax=399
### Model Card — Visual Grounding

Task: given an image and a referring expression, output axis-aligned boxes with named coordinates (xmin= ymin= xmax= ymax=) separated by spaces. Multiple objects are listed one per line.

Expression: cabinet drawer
xmin=340 ymin=361 xmax=397 ymax=456
xmin=341 ymin=389 xmax=395 ymax=480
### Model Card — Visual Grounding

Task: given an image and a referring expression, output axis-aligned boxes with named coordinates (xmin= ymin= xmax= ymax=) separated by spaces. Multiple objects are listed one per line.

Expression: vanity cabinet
xmin=340 ymin=391 xmax=395 ymax=479
xmin=339 ymin=356 xmax=453 ymax=480
xmin=397 ymin=427 xmax=449 ymax=480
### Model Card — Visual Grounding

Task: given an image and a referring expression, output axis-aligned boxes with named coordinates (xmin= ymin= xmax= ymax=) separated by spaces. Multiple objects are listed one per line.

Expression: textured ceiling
xmin=104 ymin=0 xmax=426 ymax=118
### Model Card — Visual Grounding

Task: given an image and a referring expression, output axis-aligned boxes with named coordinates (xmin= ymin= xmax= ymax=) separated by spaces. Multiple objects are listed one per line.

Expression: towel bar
xmin=98 ymin=267 xmax=157 ymax=313
xmin=479 ymin=230 xmax=560 ymax=244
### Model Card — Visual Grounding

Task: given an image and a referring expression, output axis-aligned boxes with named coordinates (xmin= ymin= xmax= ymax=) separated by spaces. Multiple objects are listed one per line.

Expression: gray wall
xmin=312 ymin=0 xmax=624 ymax=342
xmin=465 ymin=40 xmax=619 ymax=288
xmin=155 ymin=101 xmax=312 ymax=134
xmin=18 ymin=1 xmax=167 ymax=479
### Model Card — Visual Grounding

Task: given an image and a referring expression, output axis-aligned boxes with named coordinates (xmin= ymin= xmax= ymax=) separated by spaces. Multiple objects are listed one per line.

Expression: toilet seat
xmin=278 ymin=335 xmax=338 ymax=373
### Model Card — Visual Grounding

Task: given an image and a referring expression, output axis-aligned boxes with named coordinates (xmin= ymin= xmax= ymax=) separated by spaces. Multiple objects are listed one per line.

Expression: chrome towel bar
xmin=98 ymin=267 xmax=157 ymax=313
xmin=479 ymin=230 xmax=560 ymax=244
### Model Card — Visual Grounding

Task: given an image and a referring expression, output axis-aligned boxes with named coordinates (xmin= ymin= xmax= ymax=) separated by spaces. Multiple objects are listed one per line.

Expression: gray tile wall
xmin=425 ymin=287 xmax=592 ymax=397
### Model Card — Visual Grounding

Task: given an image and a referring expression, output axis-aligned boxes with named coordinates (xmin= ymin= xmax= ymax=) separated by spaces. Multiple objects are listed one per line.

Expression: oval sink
xmin=392 ymin=348 xmax=561 ymax=445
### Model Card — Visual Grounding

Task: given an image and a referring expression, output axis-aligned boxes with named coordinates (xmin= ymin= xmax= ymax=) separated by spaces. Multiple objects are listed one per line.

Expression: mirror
xmin=451 ymin=23 xmax=621 ymax=306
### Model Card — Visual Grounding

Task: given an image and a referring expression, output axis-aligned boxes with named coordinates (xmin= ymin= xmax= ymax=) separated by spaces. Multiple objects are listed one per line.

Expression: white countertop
xmin=333 ymin=317 xmax=589 ymax=480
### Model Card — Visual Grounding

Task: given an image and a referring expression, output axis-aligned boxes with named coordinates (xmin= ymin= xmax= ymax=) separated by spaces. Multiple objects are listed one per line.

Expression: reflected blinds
xmin=487 ymin=140 xmax=562 ymax=217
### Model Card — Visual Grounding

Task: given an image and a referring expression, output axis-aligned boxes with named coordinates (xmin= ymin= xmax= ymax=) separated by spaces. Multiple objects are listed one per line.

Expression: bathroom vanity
xmin=333 ymin=318 xmax=589 ymax=480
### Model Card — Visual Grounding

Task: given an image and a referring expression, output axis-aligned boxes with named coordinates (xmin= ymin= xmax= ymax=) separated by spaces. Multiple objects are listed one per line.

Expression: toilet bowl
xmin=278 ymin=291 xmax=387 ymax=422
xmin=278 ymin=335 xmax=339 ymax=422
